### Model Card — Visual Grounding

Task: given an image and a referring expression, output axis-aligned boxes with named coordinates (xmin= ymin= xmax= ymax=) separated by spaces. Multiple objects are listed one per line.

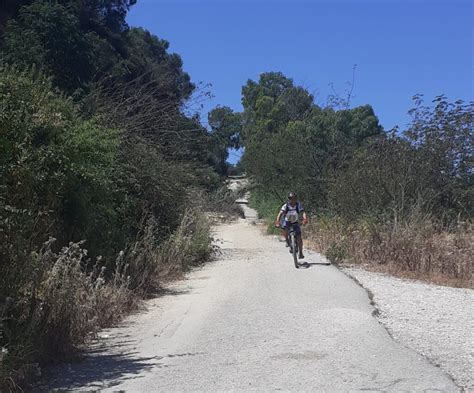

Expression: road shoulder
xmin=343 ymin=266 xmax=474 ymax=391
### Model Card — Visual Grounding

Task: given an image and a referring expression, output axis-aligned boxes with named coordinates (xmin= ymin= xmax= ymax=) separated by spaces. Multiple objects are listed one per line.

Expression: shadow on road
xmin=298 ymin=261 xmax=331 ymax=269
xmin=149 ymin=286 xmax=191 ymax=297
xmin=34 ymin=348 xmax=163 ymax=392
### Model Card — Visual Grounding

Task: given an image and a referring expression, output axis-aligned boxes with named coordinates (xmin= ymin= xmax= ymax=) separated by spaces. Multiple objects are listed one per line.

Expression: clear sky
xmin=127 ymin=0 xmax=473 ymax=164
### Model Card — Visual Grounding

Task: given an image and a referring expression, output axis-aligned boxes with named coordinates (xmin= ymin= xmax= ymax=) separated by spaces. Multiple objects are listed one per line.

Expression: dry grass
xmin=158 ymin=209 xmax=214 ymax=273
xmin=305 ymin=216 xmax=473 ymax=288
xmin=0 ymin=208 xmax=214 ymax=391
xmin=0 ymin=239 xmax=136 ymax=391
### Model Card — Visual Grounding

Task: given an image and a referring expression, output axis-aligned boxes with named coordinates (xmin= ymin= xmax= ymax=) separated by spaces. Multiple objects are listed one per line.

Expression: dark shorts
xmin=283 ymin=221 xmax=301 ymax=235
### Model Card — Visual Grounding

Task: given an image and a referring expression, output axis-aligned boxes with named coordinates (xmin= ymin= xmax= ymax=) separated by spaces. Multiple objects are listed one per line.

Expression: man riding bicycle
xmin=275 ymin=192 xmax=308 ymax=259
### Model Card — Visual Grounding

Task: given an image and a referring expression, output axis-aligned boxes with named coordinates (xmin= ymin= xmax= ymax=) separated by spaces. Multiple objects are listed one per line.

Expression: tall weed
xmin=306 ymin=214 xmax=473 ymax=288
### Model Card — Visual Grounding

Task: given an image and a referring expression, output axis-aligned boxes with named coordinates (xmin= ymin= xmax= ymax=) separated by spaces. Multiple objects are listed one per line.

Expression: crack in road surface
xmin=38 ymin=219 xmax=458 ymax=392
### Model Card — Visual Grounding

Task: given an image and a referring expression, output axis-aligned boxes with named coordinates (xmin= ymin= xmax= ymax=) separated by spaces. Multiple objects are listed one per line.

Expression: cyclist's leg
xmin=285 ymin=226 xmax=294 ymax=253
xmin=283 ymin=223 xmax=289 ymax=246
xmin=296 ymin=225 xmax=304 ymax=258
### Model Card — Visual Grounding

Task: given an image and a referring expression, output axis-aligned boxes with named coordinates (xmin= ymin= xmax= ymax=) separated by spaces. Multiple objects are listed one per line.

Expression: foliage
xmin=404 ymin=95 xmax=473 ymax=221
xmin=0 ymin=2 xmax=223 ymax=388
xmin=207 ymin=106 xmax=242 ymax=175
xmin=0 ymin=66 xmax=119 ymax=296
xmin=2 ymin=1 xmax=103 ymax=92
xmin=239 ymin=71 xmax=472 ymax=227
xmin=328 ymin=96 xmax=473 ymax=224
xmin=240 ymin=72 xmax=383 ymax=211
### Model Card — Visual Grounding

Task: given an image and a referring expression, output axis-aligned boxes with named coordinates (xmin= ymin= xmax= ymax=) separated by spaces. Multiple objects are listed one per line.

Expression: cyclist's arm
xmin=275 ymin=211 xmax=283 ymax=224
xmin=275 ymin=205 xmax=287 ymax=226
xmin=298 ymin=203 xmax=308 ymax=224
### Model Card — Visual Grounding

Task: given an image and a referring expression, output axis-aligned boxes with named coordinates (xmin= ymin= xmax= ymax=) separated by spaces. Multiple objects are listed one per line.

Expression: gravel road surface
xmin=343 ymin=267 xmax=473 ymax=391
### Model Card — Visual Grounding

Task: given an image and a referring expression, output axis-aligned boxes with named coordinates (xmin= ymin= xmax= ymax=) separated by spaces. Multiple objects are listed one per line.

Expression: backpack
xmin=284 ymin=202 xmax=301 ymax=214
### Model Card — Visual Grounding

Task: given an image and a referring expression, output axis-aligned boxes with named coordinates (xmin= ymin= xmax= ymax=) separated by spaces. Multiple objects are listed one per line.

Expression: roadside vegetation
xmin=0 ymin=1 xmax=239 ymax=390
xmin=236 ymin=72 xmax=472 ymax=288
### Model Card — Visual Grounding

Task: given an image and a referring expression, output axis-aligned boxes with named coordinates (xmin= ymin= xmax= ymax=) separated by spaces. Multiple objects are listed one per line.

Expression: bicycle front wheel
xmin=291 ymin=233 xmax=299 ymax=268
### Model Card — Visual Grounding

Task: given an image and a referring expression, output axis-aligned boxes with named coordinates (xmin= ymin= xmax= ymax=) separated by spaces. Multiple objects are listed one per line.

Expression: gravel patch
xmin=343 ymin=267 xmax=474 ymax=391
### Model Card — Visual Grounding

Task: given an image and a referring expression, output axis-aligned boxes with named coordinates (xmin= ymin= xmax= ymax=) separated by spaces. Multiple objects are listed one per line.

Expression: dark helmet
xmin=288 ymin=191 xmax=297 ymax=199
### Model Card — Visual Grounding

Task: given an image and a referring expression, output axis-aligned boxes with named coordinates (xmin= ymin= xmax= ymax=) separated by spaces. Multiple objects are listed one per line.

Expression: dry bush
xmin=185 ymin=186 xmax=244 ymax=225
xmin=158 ymin=209 xmax=213 ymax=277
xmin=122 ymin=216 xmax=163 ymax=294
xmin=305 ymin=216 xmax=473 ymax=288
xmin=118 ymin=207 xmax=214 ymax=292
xmin=1 ymin=207 xmax=214 ymax=390
xmin=207 ymin=187 xmax=245 ymax=222
xmin=0 ymin=240 xmax=135 ymax=391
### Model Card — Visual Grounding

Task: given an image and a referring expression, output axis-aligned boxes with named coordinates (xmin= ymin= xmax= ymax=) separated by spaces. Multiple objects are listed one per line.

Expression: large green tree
xmin=240 ymin=71 xmax=383 ymax=209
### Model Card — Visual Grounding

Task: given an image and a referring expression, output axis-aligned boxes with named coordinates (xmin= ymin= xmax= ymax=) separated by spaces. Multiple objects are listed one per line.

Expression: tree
xmin=207 ymin=106 xmax=241 ymax=175
xmin=404 ymin=95 xmax=474 ymax=220
xmin=122 ymin=28 xmax=194 ymax=102
xmin=241 ymin=72 xmax=313 ymax=140
xmin=1 ymin=1 xmax=100 ymax=92
xmin=0 ymin=0 xmax=31 ymax=35
xmin=242 ymin=71 xmax=294 ymax=111
xmin=240 ymin=71 xmax=383 ymax=210
xmin=0 ymin=0 xmax=144 ymax=93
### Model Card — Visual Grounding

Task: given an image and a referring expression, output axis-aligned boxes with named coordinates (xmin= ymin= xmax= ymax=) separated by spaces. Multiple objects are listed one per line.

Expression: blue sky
xmin=127 ymin=0 xmax=473 ymax=164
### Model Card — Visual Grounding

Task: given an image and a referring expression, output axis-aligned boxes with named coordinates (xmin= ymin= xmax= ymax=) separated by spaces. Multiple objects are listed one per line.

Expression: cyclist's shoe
xmin=289 ymin=247 xmax=293 ymax=254
xmin=299 ymin=253 xmax=305 ymax=259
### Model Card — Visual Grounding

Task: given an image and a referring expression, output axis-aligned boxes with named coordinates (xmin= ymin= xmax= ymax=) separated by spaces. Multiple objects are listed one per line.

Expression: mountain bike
xmin=287 ymin=222 xmax=300 ymax=269
xmin=276 ymin=221 xmax=300 ymax=269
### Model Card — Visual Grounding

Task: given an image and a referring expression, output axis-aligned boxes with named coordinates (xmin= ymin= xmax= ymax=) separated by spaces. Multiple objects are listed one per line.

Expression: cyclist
xmin=275 ymin=192 xmax=308 ymax=259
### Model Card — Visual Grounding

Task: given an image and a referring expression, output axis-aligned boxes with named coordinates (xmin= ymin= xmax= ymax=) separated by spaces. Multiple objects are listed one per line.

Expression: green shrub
xmin=0 ymin=66 xmax=121 ymax=282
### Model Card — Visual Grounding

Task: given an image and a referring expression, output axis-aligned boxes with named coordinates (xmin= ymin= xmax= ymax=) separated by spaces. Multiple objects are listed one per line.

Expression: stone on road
xmin=40 ymin=220 xmax=457 ymax=392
